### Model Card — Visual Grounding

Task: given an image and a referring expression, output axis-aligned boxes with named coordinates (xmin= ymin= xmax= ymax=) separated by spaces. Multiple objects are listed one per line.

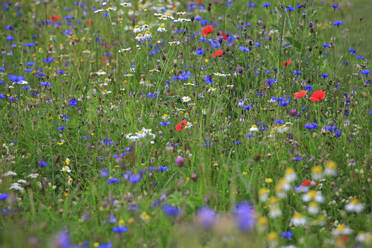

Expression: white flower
xmin=308 ymin=202 xmax=320 ymax=215
xmin=17 ymin=179 xmax=27 ymax=184
xmin=181 ymin=96 xmax=191 ymax=103
xmin=28 ymin=173 xmax=39 ymax=178
xmin=302 ymin=190 xmax=324 ymax=203
xmin=332 ymin=224 xmax=352 ymax=235
xmin=4 ymin=171 xmax=17 ymax=177
xmin=345 ymin=198 xmax=364 ymax=213
xmin=249 ymin=125 xmax=259 ymax=132
xmin=290 ymin=212 xmax=306 ymax=226
xmin=9 ymin=183 xmax=24 ymax=192
xmin=95 ymin=70 xmax=107 ymax=76
xmin=118 ymin=48 xmax=131 ymax=53
xmin=269 ymin=206 xmax=282 ymax=218
xmin=157 ymin=24 xmax=167 ymax=32
xmin=61 ymin=166 xmax=71 ymax=173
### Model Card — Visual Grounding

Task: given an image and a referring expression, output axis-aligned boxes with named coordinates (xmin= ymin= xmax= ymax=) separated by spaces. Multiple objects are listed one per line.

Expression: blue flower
xmin=233 ymin=202 xmax=255 ymax=231
xmin=281 ymin=231 xmax=293 ymax=239
xmin=360 ymin=69 xmax=370 ymax=75
xmin=163 ymin=204 xmax=179 ymax=217
xmin=239 ymin=46 xmax=250 ymax=52
xmin=69 ymin=98 xmax=77 ymax=106
xmin=195 ymin=47 xmax=204 ymax=55
xmin=333 ymin=20 xmax=343 ymax=26
xmin=112 ymin=226 xmax=128 ymax=233
xmin=129 ymin=174 xmax=141 ymax=184
xmin=0 ymin=193 xmax=8 ymax=201
xmin=263 ymin=3 xmax=271 ymax=8
xmin=108 ymin=177 xmax=121 ymax=184
xmin=304 ymin=122 xmax=318 ymax=130
xmin=44 ymin=57 xmax=54 ymax=64
xmin=196 ymin=206 xmax=216 ymax=228
xmin=37 ymin=160 xmax=48 ymax=168
xmin=204 ymin=75 xmax=213 ymax=84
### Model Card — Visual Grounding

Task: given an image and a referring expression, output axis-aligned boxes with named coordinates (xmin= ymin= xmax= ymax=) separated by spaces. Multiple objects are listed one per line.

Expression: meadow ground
xmin=0 ymin=0 xmax=371 ymax=247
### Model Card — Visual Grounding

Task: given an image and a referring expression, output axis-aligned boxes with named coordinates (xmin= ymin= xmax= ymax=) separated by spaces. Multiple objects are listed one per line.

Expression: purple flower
xmin=233 ymin=202 xmax=255 ymax=231
xmin=196 ymin=206 xmax=216 ymax=228
xmin=175 ymin=156 xmax=186 ymax=167
xmin=163 ymin=204 xmax=179 ymax=217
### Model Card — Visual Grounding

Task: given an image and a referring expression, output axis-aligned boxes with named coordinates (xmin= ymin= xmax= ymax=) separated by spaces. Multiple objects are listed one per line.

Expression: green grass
xmin=0 ymin=0 xmax=371 ymax=247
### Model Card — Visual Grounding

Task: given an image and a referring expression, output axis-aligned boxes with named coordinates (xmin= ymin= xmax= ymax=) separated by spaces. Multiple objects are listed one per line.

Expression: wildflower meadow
xmin=0 ymin=0 xmax=371 ymax=247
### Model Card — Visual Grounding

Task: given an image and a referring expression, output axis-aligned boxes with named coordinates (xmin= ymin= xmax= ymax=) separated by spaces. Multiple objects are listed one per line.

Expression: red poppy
xmin=47 ymin=15 xmax=61 ymax=22
xmin=301 ymin=179 xmax=316 ymax=187
xmin=219 ymin=32 xmax=228 ymax=40
xmin=202 ymin=25 xmax=213 ymax=36
xmin=197 ymin=0 xmax=202 ymax=2
xmin=86 ymin=19 xmax=92 ymax=24
xmin=175 ymin=120 xmax=187 ymax=131
xmin=310 ymin=90 xmax=326 ymax=102
xmin=293 ymin=90 xmax=307 ymax=99
xmin=212 ymin=49 xmax=223 ymax=58
xmin=281 ymin=58 xmax=292 ymax=66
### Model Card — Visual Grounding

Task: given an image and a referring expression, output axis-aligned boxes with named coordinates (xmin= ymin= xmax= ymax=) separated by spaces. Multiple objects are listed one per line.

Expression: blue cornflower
xmin=57 ymin=126 xmax=65 ymax=130
xmin=360 ymin=69 xmax=370 ymax=75
xmin=333 ymin=20 xmax=343 ymax=26
xmin=233 ymin=202 xmax=255 ymax=231
xmin=356 ymin=56 xmax=364 ymax=60
xmin=163 ymin=204 xmax=179 ymax=216
xmin=159 ymin=121 xmax=171 ymax=126
xmin=112 ymin=226 xmax=128 ymax=233
xmin=321 ymin=73 xmax=329 ymax=78
xmin=158 ymin=165 xmax=167 ymax=172
xmin=281 ymin=231 xmax=293 ymax=239
xmin=37 ymin=160 xmax=48 ymax=167
xmin=263 ymin=3 xmax=271 ymax=8
xmin=196 ymin=206 xmax=216 ymax=228
xmin=69 ymin=98 xmax=77 ymax=106
xmin=244 ymin=105 xmax=253 ymax=110
xmin=44 ymin=57 xmax=54 ymax=64
xmin=108 ymin=177 xmax=121 ymax=184
xmin=239 ymin=46 xmax=250 ymax=52
xmin=274 ymin=119 xmax=284 ymax=124
xmin=8 ymin=75 xmax=24 ymax=83
xmin=195 ymin=47 xmax=204 ymax=55
xmin=304 ymin=123 xmax=318 ymax=130
xmin=204 ymin=75 xmax=213 ymax=84
xmin=0 ymin=193 xmax=8 ymax=200
xmin=129 ymin=174 xmax=141 ymax=184
xmin=286 ymin=5 xmax=295 ymax=12
xmin=101 ymin=168 xmax=109 ymax=177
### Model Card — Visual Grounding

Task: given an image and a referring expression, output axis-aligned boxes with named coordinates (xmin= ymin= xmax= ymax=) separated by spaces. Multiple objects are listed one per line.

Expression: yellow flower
xmin=265 ymin=178 xmax=273 ymax=183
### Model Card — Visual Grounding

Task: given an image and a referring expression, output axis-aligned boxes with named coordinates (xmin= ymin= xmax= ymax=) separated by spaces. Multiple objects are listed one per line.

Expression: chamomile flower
xmin=284 ymin=168 xmax=297 ymax=182
xmin=181 ymin=96 xmax=191 ymax=103
xmin=356 ymin=232 xmax=372 ymax=245
xmin=157 ymin=24 xmax=167 ymax=32
xmin=249 ymin=125 xmax=259 ymax=132
xmin=258 ymin=188 xmax=270 ymax=202
xmin=345 ymin=198 xmax=364 ymax=213
xmin=308 ymin=202 xmax=320 ymax=215
xmin=332 ymin=224 xmax=352 ymax=235
xmin=302 ymin=190 xmax=324 ymax=203
xmin=61 ymin=166 xmax=71 ymax=173
xmin=311 ymin=166 xmax=323 ymax=180
xmin=324 ymin=160 xmax=337 ymax=176
xmin=290 ymin=212 xmax=306 ymax=226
